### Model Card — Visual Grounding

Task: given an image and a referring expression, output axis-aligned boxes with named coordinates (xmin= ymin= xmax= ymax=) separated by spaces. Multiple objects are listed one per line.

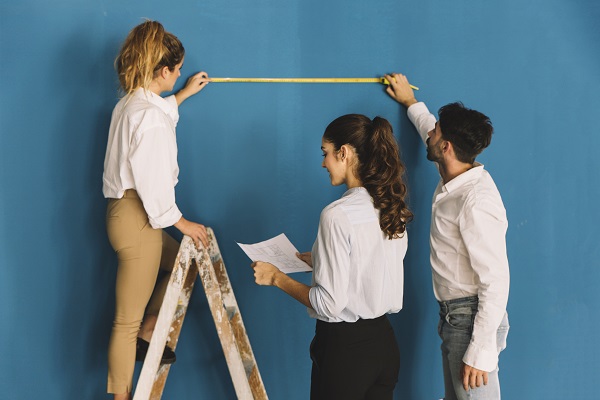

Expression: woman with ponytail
xmin=102 ymin=20 xmax=210 ymax=399
xmin=252 ymin=114 xmax=413 ymax=399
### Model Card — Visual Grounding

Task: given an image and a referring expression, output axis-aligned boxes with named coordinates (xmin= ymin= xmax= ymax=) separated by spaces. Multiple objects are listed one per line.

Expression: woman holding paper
xmin=103 ymin=20 xmax=210 ymax=400
xmin=252 ymin=114 xmax=412 ymax=399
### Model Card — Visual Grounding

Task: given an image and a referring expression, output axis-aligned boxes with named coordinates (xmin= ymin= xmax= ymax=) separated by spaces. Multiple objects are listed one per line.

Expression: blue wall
xmin=1 ymin=0 xmax=598 ymax=398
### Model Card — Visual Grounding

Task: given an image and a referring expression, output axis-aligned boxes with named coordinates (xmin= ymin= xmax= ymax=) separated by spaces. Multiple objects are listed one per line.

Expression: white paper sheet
xmin=237 ymin=233 xmax=312 ymax=274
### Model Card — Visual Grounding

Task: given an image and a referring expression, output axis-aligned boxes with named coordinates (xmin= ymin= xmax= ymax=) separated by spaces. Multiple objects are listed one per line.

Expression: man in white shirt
xmin=384 ymin=73 xmax=510 ymax=400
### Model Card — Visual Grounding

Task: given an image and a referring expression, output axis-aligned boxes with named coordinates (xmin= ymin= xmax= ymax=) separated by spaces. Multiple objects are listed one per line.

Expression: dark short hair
xmin=438 ymin=102 xmax=493 ymax=164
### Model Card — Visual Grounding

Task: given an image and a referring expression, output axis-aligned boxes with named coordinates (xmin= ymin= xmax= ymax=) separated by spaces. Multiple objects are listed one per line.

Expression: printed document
xmin=237 ymin=233 xmax=312 ymax=274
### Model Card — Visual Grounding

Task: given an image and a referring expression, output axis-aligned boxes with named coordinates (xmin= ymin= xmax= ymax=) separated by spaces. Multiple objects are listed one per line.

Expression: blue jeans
xmin=438 ymin=296 xmax=509 ymax=400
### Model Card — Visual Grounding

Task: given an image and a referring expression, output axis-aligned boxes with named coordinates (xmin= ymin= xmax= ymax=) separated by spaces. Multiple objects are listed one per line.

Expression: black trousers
xmin=310 ymin=315 xmax=400 ymax=400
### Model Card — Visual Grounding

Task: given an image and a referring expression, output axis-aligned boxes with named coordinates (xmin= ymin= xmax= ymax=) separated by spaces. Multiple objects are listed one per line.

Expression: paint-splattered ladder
xmin=133 ymin=228 xmax=268 ymax=400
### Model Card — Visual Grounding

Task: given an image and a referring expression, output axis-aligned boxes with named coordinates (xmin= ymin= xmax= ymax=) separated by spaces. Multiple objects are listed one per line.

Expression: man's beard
xmin=426 ymin=138 xmax=442 ymax=162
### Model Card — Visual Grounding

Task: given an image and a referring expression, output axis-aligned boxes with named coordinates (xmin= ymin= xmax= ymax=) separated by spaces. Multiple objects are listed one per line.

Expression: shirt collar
xmin=342 ymin=186 xmax=368 ymax=198
xmin=443 ymin=162 xmax=484 ymax=193
xmin=131 ymin=87 xmax=177 ymax=116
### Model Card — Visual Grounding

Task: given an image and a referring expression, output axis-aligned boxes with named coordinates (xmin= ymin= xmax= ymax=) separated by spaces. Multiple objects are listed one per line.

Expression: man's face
xmin=426 ymin=123 xmax=444 ymax=163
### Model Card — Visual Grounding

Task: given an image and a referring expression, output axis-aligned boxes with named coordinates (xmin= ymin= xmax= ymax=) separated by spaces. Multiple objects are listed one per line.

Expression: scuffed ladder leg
xmin=132 ymin=230 xmax=268 ymax=399
xmin=133 ymin=236 xmax=199 ymax=400
xmin=196 ymin=245 xmax=253 ymax=399
xmin=204 ymin=228 xmax=268 ymax=400
xmin=148 ymin=251 xmax=199 ymax=399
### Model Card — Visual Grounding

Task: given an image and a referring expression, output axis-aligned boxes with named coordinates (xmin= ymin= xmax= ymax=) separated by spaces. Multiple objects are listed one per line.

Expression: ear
xmin=443 ymin=140 xmax=456 ymax=158
xmin=160 ymin=66 xmax=170 ymax=79
xmin=339 ymin=144 xmax=350 ymax=162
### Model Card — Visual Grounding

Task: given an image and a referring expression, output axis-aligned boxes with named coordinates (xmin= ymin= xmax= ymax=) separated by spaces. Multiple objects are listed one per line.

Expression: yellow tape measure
xmin=211 ymin=77 xmax=419 ymax=90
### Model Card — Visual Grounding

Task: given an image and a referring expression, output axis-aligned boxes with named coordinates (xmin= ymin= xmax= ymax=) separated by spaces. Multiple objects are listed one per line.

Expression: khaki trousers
xmin=105 ymin=190 xmax=179 ymax=394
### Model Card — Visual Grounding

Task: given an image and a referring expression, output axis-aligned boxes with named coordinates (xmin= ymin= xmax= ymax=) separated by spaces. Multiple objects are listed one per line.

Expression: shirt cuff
xmin=148 ymin=205 xmax=182 ymax=229
xmin=462 ymin=342 xmax=499 ymax=372
xmin=308 ymin=286 xmax=321 ymax=315
xmin=406 ymin=101 xmax=430 ymax=124
xmin=308 ymin=286 xmax=341 ymax=320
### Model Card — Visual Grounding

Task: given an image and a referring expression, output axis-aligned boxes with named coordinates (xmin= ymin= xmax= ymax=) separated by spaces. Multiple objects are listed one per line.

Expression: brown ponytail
xmin=323 ymin=114 xmax=413 ymax=239
xmin=115 ymin=20 xmax=185 ymax=95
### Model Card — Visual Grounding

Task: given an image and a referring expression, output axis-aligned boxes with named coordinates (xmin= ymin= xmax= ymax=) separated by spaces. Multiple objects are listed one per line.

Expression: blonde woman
xmin=102 ymin=20 xmax=209 ymax=399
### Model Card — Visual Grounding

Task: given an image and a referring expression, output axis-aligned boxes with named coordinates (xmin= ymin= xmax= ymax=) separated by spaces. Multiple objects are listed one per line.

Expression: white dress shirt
xmin=103 ymin=88 xmax=183 ymax=229
xmin=308 ymin=187 xmax=408 ymax=323
xmin=408 ymin=102 xmax=510 ymax=372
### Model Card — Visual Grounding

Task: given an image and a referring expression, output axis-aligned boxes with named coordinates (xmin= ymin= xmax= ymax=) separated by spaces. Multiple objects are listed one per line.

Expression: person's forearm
xmin=175 ymin=89 xmax=192 ymax=105
xmin=273 ymin=272 xmax=313 ymax=309
xmin=173 ymin=215 xmax=188 ymax=231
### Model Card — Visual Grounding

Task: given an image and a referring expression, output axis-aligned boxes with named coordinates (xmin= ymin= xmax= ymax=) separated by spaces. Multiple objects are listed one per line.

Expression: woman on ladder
xmin=103 ymin=20 xmax=210 ymax=400
xmin=252 ymin=114 xmax=413 ymax=399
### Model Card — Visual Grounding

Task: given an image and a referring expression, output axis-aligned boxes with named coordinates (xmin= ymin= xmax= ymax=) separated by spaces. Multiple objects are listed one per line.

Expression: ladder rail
xmin=149 ymin=255 xmax=198 ymax=399
xmin=133 ymin=230 xmax=268 ymax=400
xmin=133 ymin=242 xmax=196 ymax=400
xmin=208 ymin=237 xmax=268 ymax=399
xmin=197 ymin=245 xmax=254 ymax=399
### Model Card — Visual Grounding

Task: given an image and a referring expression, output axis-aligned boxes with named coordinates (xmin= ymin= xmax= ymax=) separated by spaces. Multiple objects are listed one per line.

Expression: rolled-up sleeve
xmin=309 ymin=208 xmax=352 ymax=319
xmin=407 ymin=102 xmax=436 ymax=145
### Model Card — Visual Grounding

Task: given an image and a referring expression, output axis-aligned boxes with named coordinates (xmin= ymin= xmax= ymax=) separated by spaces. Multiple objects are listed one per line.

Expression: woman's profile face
xmin=321 ymin=139 xmax=345 ymax=186
xmin=164 ymin=59 xmax=184 ymax=91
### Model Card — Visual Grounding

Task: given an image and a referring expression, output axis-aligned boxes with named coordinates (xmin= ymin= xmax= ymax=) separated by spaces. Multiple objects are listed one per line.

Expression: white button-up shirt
xmin=308 ymin=187 xmax=408 ymax=323
xmin=103 ymin=88 xmax=183 ymax=229
xmin=408 ymin=102 xmax=510 ymax=372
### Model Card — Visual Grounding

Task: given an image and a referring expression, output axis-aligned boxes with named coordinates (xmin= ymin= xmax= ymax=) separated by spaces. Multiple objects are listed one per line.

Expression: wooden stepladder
xmin=133 ymin=228 xmax=268 ymax=400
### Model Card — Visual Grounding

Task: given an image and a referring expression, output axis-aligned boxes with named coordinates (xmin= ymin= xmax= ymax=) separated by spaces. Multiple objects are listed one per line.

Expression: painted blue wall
xmin=1 ymin=0 xmax=598 ymax=398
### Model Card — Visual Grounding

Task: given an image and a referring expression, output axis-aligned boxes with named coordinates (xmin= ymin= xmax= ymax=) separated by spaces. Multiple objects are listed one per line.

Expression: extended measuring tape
xmin=210 ymin=77 xmax=419 ymax=90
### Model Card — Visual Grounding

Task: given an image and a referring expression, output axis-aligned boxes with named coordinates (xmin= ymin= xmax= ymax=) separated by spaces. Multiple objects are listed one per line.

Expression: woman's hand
xmin=174 ymin=216 xmax=208 ymax=248
xmin=296 ymin=252 xmax=313 ymax=268
xmin=251 ymin=261 xmax=283 ymax=286
xmin=175 ymin=71 xmax=210 ymax=105
xmin=251 ymin=261 xmax=313 ymax=308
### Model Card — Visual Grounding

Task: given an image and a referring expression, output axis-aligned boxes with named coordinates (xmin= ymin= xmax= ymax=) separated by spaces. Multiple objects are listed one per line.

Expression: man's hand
xmin=461 ymin=363 xmax=488 ymax=391
xmin=384 ymin=73 xmax=418 ymax=108
xmin=251 ymin=261 xmax=282 ymax=286
xmin=296 ymin=252 xmax=313 ymax=268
